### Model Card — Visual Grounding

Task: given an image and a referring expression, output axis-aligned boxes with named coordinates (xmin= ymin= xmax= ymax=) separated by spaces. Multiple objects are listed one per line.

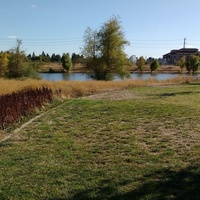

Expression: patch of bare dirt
xmin=83 ymin=89 xmax=139 ymax=100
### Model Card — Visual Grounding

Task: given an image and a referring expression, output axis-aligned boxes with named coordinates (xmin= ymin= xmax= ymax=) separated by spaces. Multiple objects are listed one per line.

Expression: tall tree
xmin=82 ymin=27 xmax=98 ymax=59
xmin=82 ymin=27 xmax=101 ymax=79
xmin=136 ymin=56 xmax=145 ymax=73
xmin=61 ymin=53 xmax=72 ymax=73
xmin=82 ymin=17 xmax=130 ymax=80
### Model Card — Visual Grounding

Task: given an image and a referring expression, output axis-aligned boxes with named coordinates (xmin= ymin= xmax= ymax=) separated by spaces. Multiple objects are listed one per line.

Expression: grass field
xmin=0 ymin=83 xmax=200 ymax=199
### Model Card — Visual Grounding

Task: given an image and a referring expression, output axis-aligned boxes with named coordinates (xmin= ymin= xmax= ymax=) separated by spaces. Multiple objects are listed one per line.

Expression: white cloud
xmin=8 ymin=35 xmax=18 ymax=39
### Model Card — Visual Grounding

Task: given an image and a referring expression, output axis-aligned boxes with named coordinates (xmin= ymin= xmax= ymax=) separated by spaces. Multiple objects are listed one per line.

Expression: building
xmin=129 ymin=55 xmax=137 ymax=64
xmin=163 ymin=48 xmax=200 ymax=64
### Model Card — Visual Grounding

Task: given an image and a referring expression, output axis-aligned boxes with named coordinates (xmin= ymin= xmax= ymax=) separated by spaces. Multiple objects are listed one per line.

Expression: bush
xmin=150 ymin=59 xmax=159 ymax=72
xmin=6 ymin=39 xmax=40 ymax=79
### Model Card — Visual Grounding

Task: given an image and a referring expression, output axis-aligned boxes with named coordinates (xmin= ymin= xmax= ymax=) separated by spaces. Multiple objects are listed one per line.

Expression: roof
xmin=163 ymin=48 xmax=199 ymax=57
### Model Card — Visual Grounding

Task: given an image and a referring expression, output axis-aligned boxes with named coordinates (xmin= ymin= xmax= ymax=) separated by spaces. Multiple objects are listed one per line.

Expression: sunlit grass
xmin=0 ymin=84 xmax=200 ymax=199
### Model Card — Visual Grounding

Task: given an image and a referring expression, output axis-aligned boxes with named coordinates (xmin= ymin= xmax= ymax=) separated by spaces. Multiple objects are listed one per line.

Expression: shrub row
xmin=0 ymin=87 xmax=52 ymax=129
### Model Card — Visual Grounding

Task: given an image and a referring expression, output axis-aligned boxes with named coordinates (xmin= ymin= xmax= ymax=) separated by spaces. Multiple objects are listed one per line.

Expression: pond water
xmin=40 ymin=72 xmax=200 ymax=81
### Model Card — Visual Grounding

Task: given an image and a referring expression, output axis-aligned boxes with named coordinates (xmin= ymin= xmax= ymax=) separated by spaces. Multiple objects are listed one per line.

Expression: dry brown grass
xmin=0 ymin=76 xmax=192 ymax=99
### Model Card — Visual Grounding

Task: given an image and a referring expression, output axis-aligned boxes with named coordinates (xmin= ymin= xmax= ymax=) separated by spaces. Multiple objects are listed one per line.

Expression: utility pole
xmin=183 ymin=38 xmax=186 ymax=58
xmin=183 ymin=38 xmax=186 ymax=49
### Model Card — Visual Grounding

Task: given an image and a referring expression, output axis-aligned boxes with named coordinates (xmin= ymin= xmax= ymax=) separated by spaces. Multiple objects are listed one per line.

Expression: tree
xmin=150 ymin=59 xmax=159 ymax=73
xmin=40 ymin=51 xmax=51 ymax=62
xmin=51 ymin=54 xmax=61 ymax=62
xmin=7 ymin=39 xmax=27 ymax=78
xmin=71 ymin=53 xmax=84 ymax=64
xmin=186 ymin=55 xmax=199 ymax=74
xmin=82 ymin=27 xmax=101 ymax=79
xmin=6 ymin=39 xmax=39 ymax=79
xmin=61 ymin=53 xmax=72 ymax=73
xmin=136 ymin=56 xmax=145 ymax=73
xmin=51 ymin=53 xmax=56 ymax=62
xmin=82 ymin=17 xmax=130 ymax=80
xmin=82 ymin=27 xmax=98 ymax=59
xmin=0 ymin=52 xmax=9 ymax=76
xmin=177 ymin=56 xmax=186 ymax=73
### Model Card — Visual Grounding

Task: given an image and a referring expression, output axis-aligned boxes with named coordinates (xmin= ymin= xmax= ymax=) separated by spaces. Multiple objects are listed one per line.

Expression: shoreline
xmin=39 ymin=63 xmax=198 ymax=74
xmin=40 ymin=69 xmax=197 ymax=75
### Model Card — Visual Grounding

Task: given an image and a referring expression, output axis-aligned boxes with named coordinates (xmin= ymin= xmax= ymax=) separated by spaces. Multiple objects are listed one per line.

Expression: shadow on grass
xmin=160 ymin=91 xmax=194 ymax=97
xmin=67 ymin=166 xmax=200 ymax=200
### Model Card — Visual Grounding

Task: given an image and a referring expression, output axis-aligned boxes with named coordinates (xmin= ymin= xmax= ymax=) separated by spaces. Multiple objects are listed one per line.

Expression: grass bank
xmin=0 ymin=84 xmax=200 ymax=199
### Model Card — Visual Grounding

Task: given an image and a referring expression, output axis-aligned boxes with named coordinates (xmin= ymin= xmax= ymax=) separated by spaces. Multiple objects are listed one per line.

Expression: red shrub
xmin=0 ymin=87 xmax=52 ymax=129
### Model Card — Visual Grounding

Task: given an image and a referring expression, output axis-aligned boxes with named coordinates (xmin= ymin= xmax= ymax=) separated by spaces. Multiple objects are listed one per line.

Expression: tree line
xmin=177 ymin=55 xmax=199 ymax=74
xmin=136 ymin=55 xmax=199 ymax=74
xmin=27 ymin=52 xmax=84 ymax=64
xmin=0 ymin=39 xmax=79 ymax=78
xmin=136 ymin=56 xmax=160 ymax=73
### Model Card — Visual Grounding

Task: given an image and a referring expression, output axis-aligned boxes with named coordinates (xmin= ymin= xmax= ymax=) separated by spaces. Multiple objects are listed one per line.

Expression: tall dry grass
xmin=0 ymin=76 xmax=192 ymax=99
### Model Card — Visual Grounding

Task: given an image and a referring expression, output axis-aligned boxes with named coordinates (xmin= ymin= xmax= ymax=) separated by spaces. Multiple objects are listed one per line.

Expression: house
xmin=163 ymin=48 xmax=200 ymax=64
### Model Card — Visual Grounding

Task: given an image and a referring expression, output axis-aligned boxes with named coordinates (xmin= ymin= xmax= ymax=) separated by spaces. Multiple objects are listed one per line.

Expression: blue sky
xmin=1 ymin=0 xmax=200 ymax=58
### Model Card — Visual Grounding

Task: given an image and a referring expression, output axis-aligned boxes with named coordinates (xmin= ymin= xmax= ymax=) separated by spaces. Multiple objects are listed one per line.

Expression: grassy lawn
xmin=0 ymin=84 xmax=200 ymax=199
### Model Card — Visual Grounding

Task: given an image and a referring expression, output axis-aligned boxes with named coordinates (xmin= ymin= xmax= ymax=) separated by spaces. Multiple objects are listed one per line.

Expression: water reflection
xmin=40 ymin=72 xmax=199 ymax=81
xmin=40 ymin=72 xmax=90 ymax=81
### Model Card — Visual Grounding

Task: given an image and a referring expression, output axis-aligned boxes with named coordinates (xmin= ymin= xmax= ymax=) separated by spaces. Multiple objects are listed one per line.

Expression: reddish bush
xmin=0 ymin=87 xmax=52 ymax=129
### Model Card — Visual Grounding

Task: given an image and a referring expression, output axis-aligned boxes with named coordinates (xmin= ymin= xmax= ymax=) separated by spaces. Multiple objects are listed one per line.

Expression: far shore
xmin=39 ymin=62 xmax=197 ymax=74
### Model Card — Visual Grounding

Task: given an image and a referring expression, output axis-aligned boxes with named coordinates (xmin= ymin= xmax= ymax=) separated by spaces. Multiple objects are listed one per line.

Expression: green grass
xmin=0 ymin=84 xmax=200 ymax=199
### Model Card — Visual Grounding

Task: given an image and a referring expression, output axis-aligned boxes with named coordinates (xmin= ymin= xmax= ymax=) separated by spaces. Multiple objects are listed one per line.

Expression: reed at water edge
xmin=0 ymin=76 xmax=192 ymax=99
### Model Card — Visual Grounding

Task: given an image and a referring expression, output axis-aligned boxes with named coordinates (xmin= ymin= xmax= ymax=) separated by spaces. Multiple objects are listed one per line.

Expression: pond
xmin=40 ymin=72 xmax=200 ymax=81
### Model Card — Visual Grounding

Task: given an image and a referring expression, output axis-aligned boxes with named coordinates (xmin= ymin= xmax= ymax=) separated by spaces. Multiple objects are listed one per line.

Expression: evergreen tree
xmin=51 ymin=53 xmax=56 ymax=62
xmin=136 ymin=56 xmax=145 ymax=73
xmin=150 ymin=59 xmax=159 ymax=73
xmin=46 ymin=53 xmax=51 ymax=62
xmin=61 ymin=53 xmax=72 ymax=73
xmin=55 ymin=54 xmax=61 ymax=62
xmin=71 ymin=53 xmax=84 ymax=64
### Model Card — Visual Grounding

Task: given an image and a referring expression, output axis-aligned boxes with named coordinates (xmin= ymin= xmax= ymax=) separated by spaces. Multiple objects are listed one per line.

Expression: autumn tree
xmin=136 ymin=56 xmax=145 ymax=73
xmin=82 ymin=17 xmax=130 ymax=80
xmin=7 ymin=39 xmax=27 ymax=78
xmin=7 ymin=39 xmax=39 ymax=79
